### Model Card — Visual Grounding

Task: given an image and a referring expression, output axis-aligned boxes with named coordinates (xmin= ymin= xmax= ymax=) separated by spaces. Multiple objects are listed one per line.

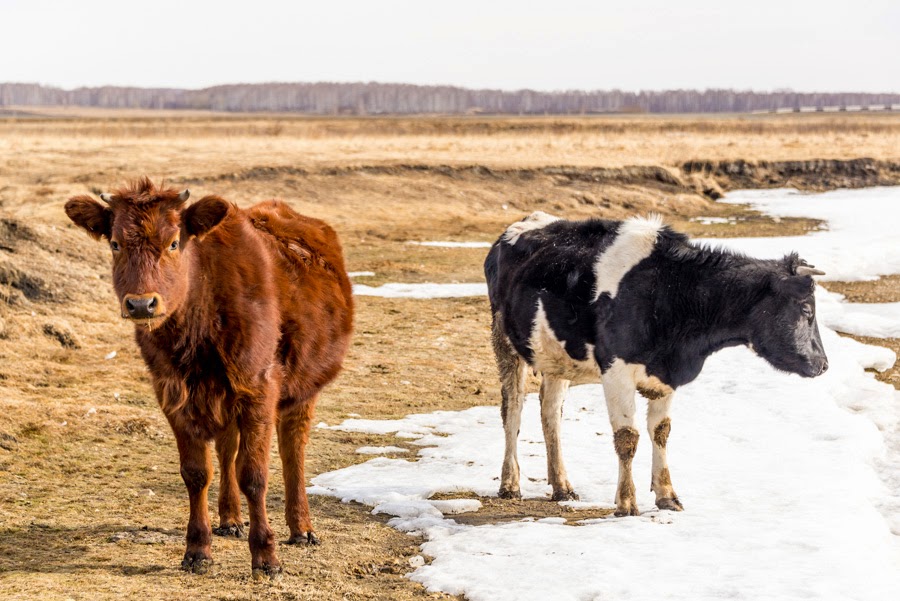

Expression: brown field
xmin=0 ymin=112 xmax=898 ymax=600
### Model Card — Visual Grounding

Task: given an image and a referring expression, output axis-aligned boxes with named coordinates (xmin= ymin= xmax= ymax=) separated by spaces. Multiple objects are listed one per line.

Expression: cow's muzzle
xmin=122 ymin=293 xmax=164 ymax=320
xmin=803 ymin=356 xmax=829 ymax=377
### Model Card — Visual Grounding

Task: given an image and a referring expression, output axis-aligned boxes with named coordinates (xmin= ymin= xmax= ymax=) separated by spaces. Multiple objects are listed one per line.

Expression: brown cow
xmin=64 ymin=178 xmax=353 ymax=578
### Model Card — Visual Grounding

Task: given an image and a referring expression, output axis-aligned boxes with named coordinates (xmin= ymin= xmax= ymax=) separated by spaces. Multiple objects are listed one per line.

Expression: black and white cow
xmin=485 ymin=211 xmax=828 ymax=516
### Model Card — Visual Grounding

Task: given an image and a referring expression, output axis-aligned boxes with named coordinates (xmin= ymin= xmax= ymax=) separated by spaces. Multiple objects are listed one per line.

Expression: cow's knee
xmin=181 ymin=464 xmax=211 ymax=494
xmin=613 ymin=427 xmax=639 ymax=460
xmin=652 ymin=417 xmax=671 ymax=448
xmin=239 ymin=465 xmax=267 ymax=501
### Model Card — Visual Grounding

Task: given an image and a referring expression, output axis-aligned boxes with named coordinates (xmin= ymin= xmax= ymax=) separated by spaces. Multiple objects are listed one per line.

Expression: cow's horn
xmin=99 ymin=193 xmax=113 ymax=203
xmin=797 ymin=266 xmax=825 ymax=276
xmin=178 ymin=189 xmax=190 ymax=202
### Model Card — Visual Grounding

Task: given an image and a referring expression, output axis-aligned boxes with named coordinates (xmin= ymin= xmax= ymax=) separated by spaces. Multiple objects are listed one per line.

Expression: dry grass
xmin=3 ymin=112 xmax=900 ymax=178
xmin=0 ymin=112 xmax=897 ymax=600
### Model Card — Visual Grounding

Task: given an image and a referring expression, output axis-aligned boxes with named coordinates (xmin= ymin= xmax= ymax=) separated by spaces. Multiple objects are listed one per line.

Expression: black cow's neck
xmin=698 ymin=271 xmax=756 ymax=342
xmin=650 ymin=251 xmax=764 ymax=387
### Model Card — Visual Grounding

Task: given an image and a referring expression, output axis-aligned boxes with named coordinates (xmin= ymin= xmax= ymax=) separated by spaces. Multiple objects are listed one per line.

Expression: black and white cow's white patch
xmin=502 ymin=210 xmax=560 ymax=246
xmin=485 ymin=212 xmax=828 ymax=515
xmin=591 ymin=214 xmax=663 ymax=301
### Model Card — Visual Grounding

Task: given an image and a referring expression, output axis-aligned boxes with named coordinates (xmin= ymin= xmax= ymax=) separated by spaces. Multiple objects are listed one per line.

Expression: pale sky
xmin=1 ymin=0 xmax=898 ymax=92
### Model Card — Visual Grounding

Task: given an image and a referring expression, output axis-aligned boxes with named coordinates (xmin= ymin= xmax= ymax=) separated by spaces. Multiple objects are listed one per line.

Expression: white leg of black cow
xmin=602 ymin=361 xmax=640 ymax=517
xmin=492 ymin=312 xmax=527 ymax=499
xmin=539 ymin=375 xmax=577 ymax=501
xmin=646 ymin=393 xmax=683 ymax=511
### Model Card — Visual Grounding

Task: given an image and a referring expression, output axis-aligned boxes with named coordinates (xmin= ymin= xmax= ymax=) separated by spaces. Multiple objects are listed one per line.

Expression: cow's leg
xmin=173 ymin=428 xmax=214 ymax=574
xmin=492 ymin=312 xmax=528 ymax=499
xmin=236 ymin=409 xmax=281 ymax=579
xmin=647 ymin=393 xmax=683 ymax=511
xmin=602 ymin=362 xmax=640 ymax=517
xmin=212 ymin=420 xmax=244 ymax=537
xmin=540 ymin=375 xmax=577 ymax=501
xmin=278 ymin=395 xmax=319 ymax=545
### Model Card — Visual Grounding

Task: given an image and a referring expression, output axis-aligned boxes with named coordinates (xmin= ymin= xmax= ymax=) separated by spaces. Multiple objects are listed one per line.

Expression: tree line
xmin=2 ymin=82 xmax=899 ymax=114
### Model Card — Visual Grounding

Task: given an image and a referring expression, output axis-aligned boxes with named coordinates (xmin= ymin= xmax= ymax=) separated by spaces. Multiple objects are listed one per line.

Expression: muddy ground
xmin=0 ymin=113 xmax=897 ymax=600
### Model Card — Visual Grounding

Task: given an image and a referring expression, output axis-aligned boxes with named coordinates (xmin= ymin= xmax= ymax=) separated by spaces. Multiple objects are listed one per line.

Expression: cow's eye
xmin=110 ymin=241 xmax=120 ymax=252
xmin=169 ymin=239 xmax=179 ymax=252
xmin=801 ymin=303 xmax=814 ymax=319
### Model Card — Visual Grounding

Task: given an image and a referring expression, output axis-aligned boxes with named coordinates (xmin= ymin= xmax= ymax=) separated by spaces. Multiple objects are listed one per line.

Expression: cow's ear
xmin=182 ymin=196 xmax=230 ymax=240
xmin=775 ymin=274 xmax=816 ymax=300
xmin=65 ymin=195 xmax=113 ymax=240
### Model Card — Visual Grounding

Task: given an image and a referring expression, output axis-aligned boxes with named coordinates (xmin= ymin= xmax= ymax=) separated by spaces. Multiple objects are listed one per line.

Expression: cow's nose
xmin=123 ymin=294 xmax=161 ymax=319
xmin=819 ymin=359 xmax=829 ymax=375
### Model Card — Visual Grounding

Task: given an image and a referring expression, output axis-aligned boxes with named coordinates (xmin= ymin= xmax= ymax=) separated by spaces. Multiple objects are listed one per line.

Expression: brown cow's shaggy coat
xmin=64 ymin=178 xmax=353 ymax=578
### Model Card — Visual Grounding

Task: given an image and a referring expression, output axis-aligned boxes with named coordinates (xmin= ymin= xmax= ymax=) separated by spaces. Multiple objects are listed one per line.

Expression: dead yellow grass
xmin=0 ymin=113 xmax=897 ymax=600
xmin=3 ymin=113 xmax=900 ymax=179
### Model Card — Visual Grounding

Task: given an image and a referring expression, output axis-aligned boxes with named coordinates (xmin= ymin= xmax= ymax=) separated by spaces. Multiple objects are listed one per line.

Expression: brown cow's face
xmin=65 ymin=178 xmax=229 ymax=328
xmin=108 ymin=201 xmax=187 ymax=326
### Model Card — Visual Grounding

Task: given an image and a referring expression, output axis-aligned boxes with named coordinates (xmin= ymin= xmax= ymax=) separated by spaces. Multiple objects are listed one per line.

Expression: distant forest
xmin=2 ymin=82 xmax=899 ymax=114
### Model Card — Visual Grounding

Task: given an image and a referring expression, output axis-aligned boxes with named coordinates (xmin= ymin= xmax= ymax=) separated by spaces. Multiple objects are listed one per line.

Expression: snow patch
xmin=355 ymin=445 xmax=408 ymax=455
xmin=315 ymin=333 xmax=898 ymax=600
xmin=818 ymin=288 xmax=900 ymax=339
xmin=706 ymin=187 xmax=900 ymax=281
xmin=690 ymin=216 xmax=737 ymax=225
xmin=409 ymin=241 xmax=493 ymax=248
xmin=353 ymin=283 xmax=487 ymax=298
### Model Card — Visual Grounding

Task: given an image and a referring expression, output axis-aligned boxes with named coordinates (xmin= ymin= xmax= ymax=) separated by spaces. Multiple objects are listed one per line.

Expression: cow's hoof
xmin=498 ymin=488 xmax=522 ymax=500
xmin=181 ymin=551 xmax=214 ymax=575
xmin=251 ymin=563 xmax=283 ymax=581
xmin=213 ymin=523 xmax=244 ymax=538
xmin=656 ymin=497 xmax=684 ymax=511
xmin=285 ymin=531 xmax=320 ymax=545
xmin=551 ymin=489 xmax=579 ymax=502
xmin=614 ymin=504 xmax=640 ymax=517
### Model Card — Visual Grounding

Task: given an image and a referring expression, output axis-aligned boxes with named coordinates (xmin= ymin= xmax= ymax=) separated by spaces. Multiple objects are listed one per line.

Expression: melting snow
xmin=316 ymin=187 xmax=900 ymax=600
xmin=818 ymin=290 xmax=900 ymax=339
xmin=690 ymin=216 xmax=737 ymax=225
xmin=356 ymin=445 xmax=409 ymax=455
xmin=704 ymin=187 xmax=900 ymax=281
xmin=353 ymin=283 xmax=488 ymax=298
xmin=409 ymin=241 xmax=494 ymax=248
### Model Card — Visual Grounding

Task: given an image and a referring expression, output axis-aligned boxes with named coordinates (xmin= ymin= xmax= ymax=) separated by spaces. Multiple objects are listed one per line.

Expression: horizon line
xmin=3 ymin=81 xmax=899 ymax=97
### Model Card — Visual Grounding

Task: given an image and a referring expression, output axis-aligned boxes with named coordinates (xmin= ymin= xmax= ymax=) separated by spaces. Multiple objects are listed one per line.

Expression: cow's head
xmin=64 ymin=178 xmax=230 ymax=327
xmin=748 ymin=254 xmax=828 ymax=378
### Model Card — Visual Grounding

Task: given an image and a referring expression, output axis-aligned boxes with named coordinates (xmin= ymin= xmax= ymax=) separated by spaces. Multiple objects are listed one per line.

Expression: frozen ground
xmin=324 ymin=188 xmax=900 ymax=600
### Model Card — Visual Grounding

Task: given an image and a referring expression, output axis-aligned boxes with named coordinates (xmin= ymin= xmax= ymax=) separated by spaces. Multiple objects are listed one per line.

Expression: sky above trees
xmin=1 ymin=0 xmax=898 ymax=92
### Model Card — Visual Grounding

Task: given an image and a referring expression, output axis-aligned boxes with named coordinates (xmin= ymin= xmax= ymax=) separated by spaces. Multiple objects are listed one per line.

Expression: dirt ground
xmin=0 ymin=112 xmax=898 ymax=600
